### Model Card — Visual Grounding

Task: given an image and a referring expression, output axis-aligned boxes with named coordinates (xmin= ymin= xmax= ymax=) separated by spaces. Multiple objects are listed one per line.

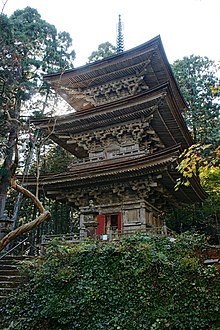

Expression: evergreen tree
xmin=172 ymin=55 xmax=220 ymax=145
xmin=33 ymin=144 xmax=74 ymax=175
xmin=0 ymin=7 xmax=75 ymax=239
xmin=88 ymin=42 xmax=116 ymax=63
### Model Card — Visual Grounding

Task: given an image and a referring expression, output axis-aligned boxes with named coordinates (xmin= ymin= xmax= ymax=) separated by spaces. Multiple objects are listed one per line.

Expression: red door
xmin=117 ymin=212 xmax=122 ymax=234
xmin=96 ymin=214 xmax=105 ymax=236
xmin=96 ymin=213 xmax=122 ymax=237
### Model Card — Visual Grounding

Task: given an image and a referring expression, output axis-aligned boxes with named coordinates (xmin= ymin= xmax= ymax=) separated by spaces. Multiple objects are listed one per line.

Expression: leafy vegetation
xmin=165 ymin=200 xmax=220 ymax=245
xmin=172 ymin=55 xmax=220 ymax=145
xmin=170 ymin=144 xmax=220 ymax=244
xmin=0 ymin=6 xmax=75 ymax=213
xmin=0 ymin=234 xmax=219 ymax=330
xmin=38 ymin=144 xmax=74 ymax=175
xmin=0 ymin=7 xmax=75 ymax=249
xmin=87 ymin=41 xmax=116 ymax=63
xmin=175 ymin=144 xmax=220 ymax=197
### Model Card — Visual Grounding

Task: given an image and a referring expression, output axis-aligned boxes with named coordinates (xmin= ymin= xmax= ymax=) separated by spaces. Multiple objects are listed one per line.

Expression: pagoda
xmin=30 ymin=36 xmax=206 ymax=238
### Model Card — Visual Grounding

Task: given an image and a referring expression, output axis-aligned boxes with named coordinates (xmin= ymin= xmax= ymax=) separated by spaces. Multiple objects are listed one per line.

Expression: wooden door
xmin=117 ymin=212 xmax=122 ymax=234
xmin=96 ymin=213 xmax=122 ymax=237
xmin=96 ymin=214 xmax=105 ymax=236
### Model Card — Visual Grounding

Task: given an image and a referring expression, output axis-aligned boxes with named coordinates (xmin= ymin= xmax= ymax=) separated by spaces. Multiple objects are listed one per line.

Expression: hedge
xmin=0 ymin=234 xmax=219 ymax=330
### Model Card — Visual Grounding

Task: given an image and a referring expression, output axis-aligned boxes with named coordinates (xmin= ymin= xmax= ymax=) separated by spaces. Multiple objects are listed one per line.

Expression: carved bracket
xmin=80 ymin=75 xmax=149 ymax=105
xmin=66 ymin=115 xmax=165 ymax=159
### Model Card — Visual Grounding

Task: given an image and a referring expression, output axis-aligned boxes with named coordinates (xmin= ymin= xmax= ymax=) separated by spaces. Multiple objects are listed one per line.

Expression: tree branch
xmin=10 ymin=174 xmax=45 ymax=214
xmin=0 ymin=0 xmax=9 ymax=16
xmin=0 ymin=210 xmax=51 ymax=251
xmin=0 ymin=148 xmax=51 ymax=252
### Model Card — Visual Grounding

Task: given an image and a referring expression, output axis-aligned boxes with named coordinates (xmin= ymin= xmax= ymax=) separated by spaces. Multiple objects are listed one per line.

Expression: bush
xmin=0 ymin=234 xmax=219 ymax=330
xmin=165 ymin=197 xmax=220 ymax=245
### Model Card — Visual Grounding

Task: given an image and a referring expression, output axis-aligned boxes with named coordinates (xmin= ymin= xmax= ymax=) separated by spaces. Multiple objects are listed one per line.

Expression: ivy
xmin=0 ymin=234 xmax=219 ymax=330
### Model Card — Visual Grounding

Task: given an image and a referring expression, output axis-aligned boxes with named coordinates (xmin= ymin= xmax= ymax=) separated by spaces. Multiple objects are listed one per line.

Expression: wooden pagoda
xmin=30 ymin=35 xmax=206 ymax=238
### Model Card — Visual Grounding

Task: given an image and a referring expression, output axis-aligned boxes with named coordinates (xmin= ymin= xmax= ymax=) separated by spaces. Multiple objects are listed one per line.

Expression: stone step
xmin=0 ymin=259 xmax=20 ymax=265
xmin=0 ymin=286 xmax=14 ymax=292
xmin=0 ymin=269 xmax=20 ymax=276
xmin=0 ymin=264 xmax=19 ymax=270
xmin=0 ymin=287 xmax=15 ymax=297
xmin=0 ymin=280 xmax=21 ymax=288
xmin=0 ymin=255 xmax=30 ymax=260
xmin=0 ymin=275 xmax=23 ymax=282
xmin=0 ymin=255 xmax=33 ymax=300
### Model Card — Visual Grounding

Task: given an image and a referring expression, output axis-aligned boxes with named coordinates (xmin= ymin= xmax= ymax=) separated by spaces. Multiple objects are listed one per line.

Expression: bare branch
xmin=0 ymin=210 xmax=51 ymax=251
xmin=0 ymin=0 xmax=9 ymax=16
xmin=0 ymin=150 xmax=51 ymax=252
xmin=10 ymin=174 xmax=45 ymax=214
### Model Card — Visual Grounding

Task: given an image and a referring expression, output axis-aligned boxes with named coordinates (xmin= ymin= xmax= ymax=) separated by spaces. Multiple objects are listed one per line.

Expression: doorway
xmin=96 ymin=212 xmax=122 ymax=237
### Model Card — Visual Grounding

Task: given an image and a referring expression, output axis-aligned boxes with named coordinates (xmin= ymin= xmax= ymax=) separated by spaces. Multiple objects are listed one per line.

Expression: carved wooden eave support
xmin=0 ymin=146 xmax=51 ymax=252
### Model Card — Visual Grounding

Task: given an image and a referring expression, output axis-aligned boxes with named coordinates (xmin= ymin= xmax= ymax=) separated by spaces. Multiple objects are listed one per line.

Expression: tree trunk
xmin=0 ymin=193 xmax=7 ymax=218
xmin=0 ymin=211 xmax=51 ymax=251
xmin=0 ymin=94 xmax=21 ymax=218
xmin=0 ymin=127 xmax=17 ymax=217
xmin=0 ymin=172 xmax=51 ymax=252
xmin=11 ymin=130 xmax=39 ymax=230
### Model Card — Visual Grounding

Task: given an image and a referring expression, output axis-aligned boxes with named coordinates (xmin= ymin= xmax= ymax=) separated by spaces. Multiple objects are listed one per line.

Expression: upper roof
xmin=34 ymin=35 xmax=193 ymax=157
xmin=33 ymin=83 xmax=193 ymax=157
xmin=44 ymin=35 xmax=187 ymax=112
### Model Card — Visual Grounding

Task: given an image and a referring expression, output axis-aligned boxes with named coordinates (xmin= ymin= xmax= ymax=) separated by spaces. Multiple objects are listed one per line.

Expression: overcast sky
xmin=2 ymin=0 xmax=220 ymax=67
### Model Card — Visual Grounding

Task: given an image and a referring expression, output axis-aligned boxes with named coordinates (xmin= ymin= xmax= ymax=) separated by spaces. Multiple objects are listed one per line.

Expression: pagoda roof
xmin=23 ymin=145 xmax=207 ymax=204
xmin=29 ymin=36 xmax=207 ymax=206
xmin=43 ymin=35 xmax=187 ymax=112
xmin=33 ymin=83 xmax=193 ymax=157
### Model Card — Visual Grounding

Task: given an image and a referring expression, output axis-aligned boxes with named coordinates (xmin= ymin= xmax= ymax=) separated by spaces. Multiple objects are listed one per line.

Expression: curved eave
xmin=44 ymin=35 xmax=162 ymax=79
xmin=32 ymin=84 xmax=164 ymax=127
xmin=162 ymin=170 xmax=208 ymax=203
xmin=22 ymin=145 xmax=207 ymax=203
xmin=43 ymin=35 xmax=187 ymax=112
xmin=32 ymin=84 xmax=193 ymax=156
xmin=24 ymin=145 xmax=181 ymax=185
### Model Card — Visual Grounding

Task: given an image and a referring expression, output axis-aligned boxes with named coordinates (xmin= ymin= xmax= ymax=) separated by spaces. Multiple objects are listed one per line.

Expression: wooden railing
xmin=100 ymin=226 xmax=176 ymax=241
xmin=40 ymin=233 xmax=82 ymax=254
xmin=40 ymin=225 xmax=176 ymax=253
xmin=0 ymin=237 xmax=29 ymax=260
xmin=41 ymin=233 xmax=82 ymax=245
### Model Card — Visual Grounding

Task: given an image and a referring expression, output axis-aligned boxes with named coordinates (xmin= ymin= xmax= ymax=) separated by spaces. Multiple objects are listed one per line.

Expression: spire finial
xmin=116 ymin=14 xmax=124 ymax=53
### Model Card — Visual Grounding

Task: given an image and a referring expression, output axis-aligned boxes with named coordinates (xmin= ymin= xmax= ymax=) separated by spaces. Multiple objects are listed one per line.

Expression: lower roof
xmin=22 ymin=145 xmax=207 ymax=204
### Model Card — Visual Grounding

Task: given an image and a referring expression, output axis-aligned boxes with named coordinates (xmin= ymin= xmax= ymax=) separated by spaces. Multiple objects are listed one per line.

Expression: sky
xmin=1 ymin=0 xmax=220 ymax=67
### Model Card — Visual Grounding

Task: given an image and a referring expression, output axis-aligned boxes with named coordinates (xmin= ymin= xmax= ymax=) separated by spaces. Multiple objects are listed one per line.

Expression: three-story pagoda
xmin=30 ymin=36 xmax=206 ymax=238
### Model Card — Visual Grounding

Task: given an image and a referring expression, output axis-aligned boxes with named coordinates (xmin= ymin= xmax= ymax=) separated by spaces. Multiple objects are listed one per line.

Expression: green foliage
xmin=0 ymin=6 xmax=75 ymax=144
xmin=39 ymin=144 xmax=74 ymax=174
xmin=176 ymin=144 xmax=220 ymax=197
xmin=0 ymin=6 xmax=75 ymax=217
xmin=172 ymin=55 xmax=220 ymax=145
xmin=165 ymin=197 xmax=220 ymax=245
xmin=174 ymin=144 xmax=220 ymax=244
xmin=0 ymin=235 xmax=219 ymax=329
xmin=9 ymin=7 xmax=75 ymax=75
xmin=88 ymin=41 xmax=116 ymax=63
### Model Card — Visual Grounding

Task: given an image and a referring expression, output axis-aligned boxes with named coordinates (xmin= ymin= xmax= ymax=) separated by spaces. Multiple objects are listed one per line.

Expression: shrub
xmin=0 ymin=234 xmax=219 ymax=330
